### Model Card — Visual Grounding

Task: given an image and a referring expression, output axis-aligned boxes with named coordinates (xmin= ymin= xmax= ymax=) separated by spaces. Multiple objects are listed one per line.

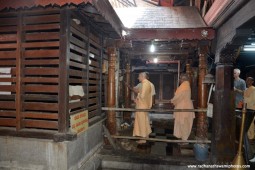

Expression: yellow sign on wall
xmin=70 ymin=110 xmax=88 ymax=134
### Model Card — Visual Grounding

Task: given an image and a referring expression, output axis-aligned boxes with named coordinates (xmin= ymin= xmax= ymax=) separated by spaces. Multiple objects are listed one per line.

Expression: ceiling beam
xmin=124 ymin=28 xmax=215 ymax=41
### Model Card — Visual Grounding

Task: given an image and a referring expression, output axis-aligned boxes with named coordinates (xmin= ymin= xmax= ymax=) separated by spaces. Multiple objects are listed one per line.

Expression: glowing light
xmin=243 ymin=48 xmax=255 ymax=51
xmin=122 ymin=30 xmax=127 ymax=36
xmin=150 ymin=44 xmax=155 ymax=53
xmin=153 ymin=58 xmax=158 ymax=63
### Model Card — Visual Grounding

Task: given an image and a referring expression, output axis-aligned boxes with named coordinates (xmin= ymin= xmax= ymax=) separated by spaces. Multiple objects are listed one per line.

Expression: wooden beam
xmin=58 ymin=8 xmax=70 ymax=133
xmin=112 ymin=135 xmax=211 ymax=144
xmin=102 ymin=107 xmax=208 ymax=113
xmin=125 ymin=28 xmax=215 ymax=41
xmin=16 ymin=11 xmax=23 ymax=130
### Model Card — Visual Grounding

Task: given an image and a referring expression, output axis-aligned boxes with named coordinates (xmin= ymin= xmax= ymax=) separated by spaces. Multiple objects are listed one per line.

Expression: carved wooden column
xmin=107 ymin=47 xmax=117 ymax=135
xmin=124 ymin=62 xmax=131 ymax=121
xmin=186 ymin=63 xmax=193 ymax=87
xmin=196 ymin=45 xmax=208 ymax=139
xmin=211 ymin=52 xmax=236 ymax=163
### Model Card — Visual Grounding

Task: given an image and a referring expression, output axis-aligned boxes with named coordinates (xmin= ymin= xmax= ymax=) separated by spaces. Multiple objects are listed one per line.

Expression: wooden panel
xmin=0 ymin=18 xmax=18 ymax=26
xmin=0 ymin=119 xmax=16 ymax=127
xmin=23 ymin=102 xmax=58 ymax=111
xmin=24 ymin=68 xmax=59 ymax=75
xmin=89 ymin=98 xmax=98 ymax=105
xmin=0 ymin=101 xmax=16 ymax=109
xmin=0 ymin=43 xmax=17 ymax=49
xmin=70 ymin=61 xmax=86 ymax=69
xmin=0 ymin=34 xmax=17 ymax=42
xmin=24 ymin=49 xmax=59 ymax=58
xmin=69 ymin=69 xmax=86 ymax=77
xmin=0 ymin=78 xmax=16 ymax=82
xmin=88 ymin=92 xmax=99 ymax=98
xmin=89 ymin=66 xmax=100 ymax=73
xmin=89 ymin=60 xmax=99 ymax=67
xmin=23 ymin=112 xmax=58 ymax=120
xmin=71 ymin=20 xmax=86 ymax=35
xmin=22 ymin=77 xmax=58 ymax=83
xmin=0 ymin=26 xmax=17 ymax=33
xmin=23 ymin=119 xmax=58 ymax=129
xmin=24 ymin=85 xmax=58 ymax=93
xmin=90 ymin=39 xmax=101 ymax=49
xmin=70 ymin=44 xmax=87 ymax=55
xmin=88 ymin=104 xmax=98 ymax=111
xmin=69 ymin=78 xmax=86 ymax=84
xmin=88 ymin=73 xmax=98 ymax=79
xmin=23 ymin=23 xmax=60 ymax=31
xmin=25 ymin=32 xmax=59 ymax=41
xmin=22 ymin=41 xmax=59 ymax=48
xmin=70 ymin=35 xmax=86 ymax=48
xmin=24 ymin=94 xmax=58 ymax=102
xmin=88 ymin=80 xmax=99 ymax=84
xmin=70 ymin=52 xmax=84 ymax=63
xmin=0 ymin=111 xmax=16 ymax=117
xmin=70 ymin=26 xmax=88 ymax=41
xmin=24 ymin=14 xmax=60 ymax=24
xmin=0 ymin=60 xmax=16 ymax=66
xmin=0 ymin=85 xmax=16 ymax=92
xmin=0 ymin=51 xmax=16 ymax=58
xmin=88 ymin=110 xmax=98 ymax=118
xmin=90 ymin=46 xmax=100 ymax=56
xmin=69 ymin=100 xmax=86 ymax=110
xmin=88 ymin=86 xmax=98 ymax=92
xmin=24 ymin=59 xmax=59 ymax=66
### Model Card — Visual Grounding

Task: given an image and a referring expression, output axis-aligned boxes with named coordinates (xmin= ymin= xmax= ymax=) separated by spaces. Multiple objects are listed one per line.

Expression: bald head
xmin=179 ymin=74 xmax=189 ymax=84
xmin=246 ymin=77 xmax=254 ymax=87
xmin=138 ymin=72 xmax=148 ymax=82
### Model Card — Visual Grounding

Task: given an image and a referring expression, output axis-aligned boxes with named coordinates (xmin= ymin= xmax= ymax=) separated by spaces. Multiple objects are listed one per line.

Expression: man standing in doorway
xmin=170 ymin=74 xmax=195 ymax=141
xmin=133 ymin=72 xmax=152 ymax=144
xmin=234 ymin=68 xmax=246 ymax=108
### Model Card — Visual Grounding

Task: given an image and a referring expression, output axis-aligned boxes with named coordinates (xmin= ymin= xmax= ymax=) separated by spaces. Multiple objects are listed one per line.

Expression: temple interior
xmin=0 ymin=0 xmax=255 ymax=170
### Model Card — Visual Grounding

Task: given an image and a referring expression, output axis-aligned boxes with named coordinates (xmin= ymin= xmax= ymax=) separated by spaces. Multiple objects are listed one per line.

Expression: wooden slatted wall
xmin=68 ymin=16 xmax=88 ymax=115
xmin=21 ymin=10 xmax=60 ymax=130
xmin=0 ymin=12 xmax=18 ymax=128
xmin=0 ymin=8 xmax=106 ymax=135
xmin=88 ymin=30 xmax=102 ymax=119
xmin=68 ymin=13 xmax=103 ymax=120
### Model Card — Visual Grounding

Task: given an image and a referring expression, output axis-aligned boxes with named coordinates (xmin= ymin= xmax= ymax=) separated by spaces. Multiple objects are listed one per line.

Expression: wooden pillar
xmin=196 ymin=45 xmax=208 ymax=139
xmin=186 ymin=63 xmax=193 ymax=86
xmin=58 ymin=8 xmax=70 ymax=133
xmin=211 ymin=52 xmax=236 ymax=163
xmin=107 ymin=47 xmax=117 ymax=135
xmin=124 ymin=62 xmax=131 ymax=121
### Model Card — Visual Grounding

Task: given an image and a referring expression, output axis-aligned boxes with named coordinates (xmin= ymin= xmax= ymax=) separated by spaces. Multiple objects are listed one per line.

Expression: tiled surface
xmin=115 ymin=6 xmax=207 ymax=29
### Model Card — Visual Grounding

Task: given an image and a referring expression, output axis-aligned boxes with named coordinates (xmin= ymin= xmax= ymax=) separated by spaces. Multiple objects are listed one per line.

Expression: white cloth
xmin=69 ymin=85 xmax=85 ymax=97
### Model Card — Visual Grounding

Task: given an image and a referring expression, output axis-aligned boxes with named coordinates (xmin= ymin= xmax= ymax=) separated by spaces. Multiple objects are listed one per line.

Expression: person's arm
xmin=171 ymin=91 xmax=187 ymax=105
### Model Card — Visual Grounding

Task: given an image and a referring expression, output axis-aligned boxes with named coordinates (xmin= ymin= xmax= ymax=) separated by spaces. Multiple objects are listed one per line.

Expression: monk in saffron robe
xmin=133 ymin=72 xmax=152 ymax=144
xmin=170 ymin=74 xmax=195 ymax=141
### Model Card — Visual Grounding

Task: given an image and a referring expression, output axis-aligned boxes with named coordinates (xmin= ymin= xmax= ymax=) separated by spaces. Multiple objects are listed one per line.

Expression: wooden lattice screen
xmin=0 ymin=8 xmax=105 ymax=139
